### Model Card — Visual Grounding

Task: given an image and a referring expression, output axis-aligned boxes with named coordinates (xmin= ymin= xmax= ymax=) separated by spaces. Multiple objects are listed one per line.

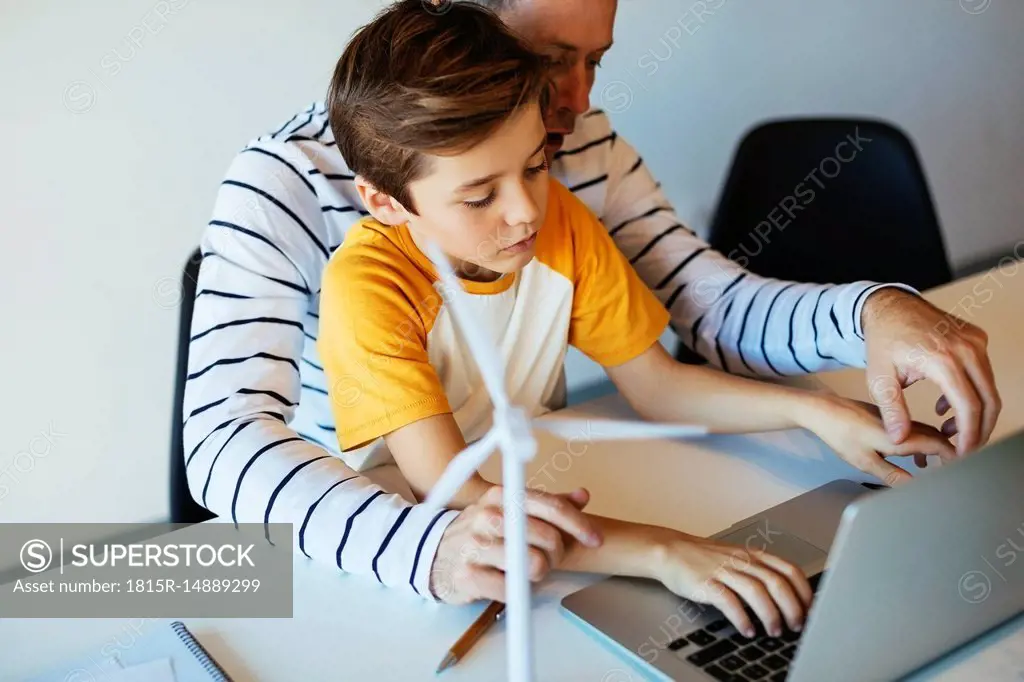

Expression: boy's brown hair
xmin=327 ymin=0 xmax=549 ymax=213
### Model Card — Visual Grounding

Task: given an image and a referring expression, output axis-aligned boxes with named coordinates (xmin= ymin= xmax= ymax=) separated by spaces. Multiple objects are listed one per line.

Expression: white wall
xmin=1 ymin=0 xmax=1021 ymax=527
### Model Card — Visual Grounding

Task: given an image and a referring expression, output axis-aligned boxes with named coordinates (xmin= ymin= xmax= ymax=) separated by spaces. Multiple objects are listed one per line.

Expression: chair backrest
xmin=707 ymin=118 xmax=952 ymax=290
xmin=170 ymin=248 xmax=217 ymax=524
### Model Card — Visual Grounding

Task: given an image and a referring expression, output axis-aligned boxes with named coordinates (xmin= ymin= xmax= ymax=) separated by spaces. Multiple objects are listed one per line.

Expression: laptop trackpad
xmin=717 ymin=521 xmax=827 ymax=572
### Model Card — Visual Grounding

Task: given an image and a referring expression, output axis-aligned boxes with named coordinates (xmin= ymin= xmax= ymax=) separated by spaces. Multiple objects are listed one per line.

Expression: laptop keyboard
xmin=665 ymin=574 xmax=822 ymax=681
xmin=665 ymin=624 xmax=798 ymax=681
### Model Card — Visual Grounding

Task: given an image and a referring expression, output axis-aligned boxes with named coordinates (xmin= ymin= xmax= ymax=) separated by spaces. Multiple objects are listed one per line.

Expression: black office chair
xmin=170 ymin=248 xmax=217 ymax=524
xmin=677 ymin=117 xmax=952 ymax=363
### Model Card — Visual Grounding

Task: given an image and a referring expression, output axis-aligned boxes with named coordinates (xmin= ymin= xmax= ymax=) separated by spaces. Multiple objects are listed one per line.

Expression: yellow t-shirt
xmin=318 ymin=177 xmax=670 ymax=471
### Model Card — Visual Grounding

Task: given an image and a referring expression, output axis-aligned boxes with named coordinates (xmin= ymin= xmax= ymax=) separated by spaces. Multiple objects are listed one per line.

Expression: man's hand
xmin=428 ymin=486 xmax=602 ymax=604
xmin=863 ymin=288 xmax=1000 ymax=456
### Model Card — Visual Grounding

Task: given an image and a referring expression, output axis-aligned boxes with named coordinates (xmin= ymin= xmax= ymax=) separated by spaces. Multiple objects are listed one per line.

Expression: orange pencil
xmin=436 ymin=600 xmax=507 ymax=674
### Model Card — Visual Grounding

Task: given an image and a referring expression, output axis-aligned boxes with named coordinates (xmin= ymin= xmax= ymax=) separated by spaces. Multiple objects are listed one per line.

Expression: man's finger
xmin=958 ymin=345 xmax=1001 ymax=448
xmin=465 ymin=565 xmax=507 ymax=603
xmin=867 ymin=366 xmax=912 ymax=443
xmin=925 ymin=358 xmax=982 ymax=453
xmin=941 ymin=417 xmax=958 ymax=437
xmin=520 ymin=489 xmax=602 ymax=547
xmin=935 ymin=394 xmax=950 ymax=416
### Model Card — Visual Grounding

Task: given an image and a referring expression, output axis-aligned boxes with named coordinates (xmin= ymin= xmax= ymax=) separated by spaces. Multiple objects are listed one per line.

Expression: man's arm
xmin=595 ymin=117 xmax=999 ymax=451
xmin=596 ymin=114 xmax=911 ymax=375
xmin=183 ymin=140 xmax=458 ymax=599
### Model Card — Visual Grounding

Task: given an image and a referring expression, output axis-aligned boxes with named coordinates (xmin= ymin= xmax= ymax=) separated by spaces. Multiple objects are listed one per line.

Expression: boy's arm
xmin=383 ymin=414 xmax=494 ymax=507
xmin=381 ymin=412 xmax=813 ymax=636
xmin=606 ymin=341 xmax=812 ymax=433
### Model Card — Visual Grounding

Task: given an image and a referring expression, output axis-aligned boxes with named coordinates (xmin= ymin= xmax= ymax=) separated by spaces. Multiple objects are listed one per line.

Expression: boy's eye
xmin=587 ymin=57 xmax=604 ymax=69
xmin=526 ymin=160 xmax=550 ymax=177
xmin=464 ymin=191 xmax=496 ymax=209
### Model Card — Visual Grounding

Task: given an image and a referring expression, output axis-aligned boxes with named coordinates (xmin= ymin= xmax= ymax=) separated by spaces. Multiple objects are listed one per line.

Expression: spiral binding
xmin=170 ymin=621 xmax=233 ymax=682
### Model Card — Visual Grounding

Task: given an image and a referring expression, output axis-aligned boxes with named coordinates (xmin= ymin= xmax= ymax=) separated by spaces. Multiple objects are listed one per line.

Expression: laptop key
xmin=689 ymin=629 xmax=717 ymax=647
xmin=770 ymin=672 xmax=789 ymax=682
xmin=720 ymin=654 xmax=746 ymax=671
xmin=667 ymin=638 xmax=689 ymax=651
xmin=686 ymin=639 xmax=738 ymax=667
xmin=758 ymin=637 xmax=784 ymax=652
xmin=779 ymin=645 xmax=797 ymax=660
xmin=741 ymin=663 xmax=769 ymax=679
xmin=761 ymin=654 xmax=788 ymax=671
xmin=739 ymin=645 xmax=766 ymax=661
xmin=731 ymin=632 xmax=754 ymax=645
xmin=707 ymin=619 xmax=732 ymax=633
xmin=704 ymin=664 xmax=745 ymax=682
xmin=781 ymin=629 xmax=802 ymax=643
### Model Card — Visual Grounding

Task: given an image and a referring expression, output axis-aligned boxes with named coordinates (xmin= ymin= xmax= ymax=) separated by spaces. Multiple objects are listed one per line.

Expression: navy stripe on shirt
xmin=372 ymin=507 xmax=413 ymax=583
xmin=299 ymin=476 xmax=359 ymax=557
xmin=229 ymin=437 xmax=304 ymax=523
xmin=191 ymin=316 xmax=303 ymax=343
xmin=409 ymin=510 xmax=450 ymax=597
xmin=221 ymin=180 xmax=330 ymax=258
xmin=262 ymin=455 xmax=331 ymax=544
xmin=187 ymin=352 xmax=299 ymax=382
xmin=336 ymin=491 xmax=386 ymax=571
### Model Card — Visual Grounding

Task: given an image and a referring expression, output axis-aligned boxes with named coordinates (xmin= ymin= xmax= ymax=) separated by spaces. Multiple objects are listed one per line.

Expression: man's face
xmin=500 ymin=0 xmax=618 ymax=156
xmin=403 ymin=102 xmax=551 ymax=279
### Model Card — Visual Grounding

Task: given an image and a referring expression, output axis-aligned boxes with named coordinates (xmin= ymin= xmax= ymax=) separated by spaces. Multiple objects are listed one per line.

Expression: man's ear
xmin=355 ymin=177 xmax=411 ymax=226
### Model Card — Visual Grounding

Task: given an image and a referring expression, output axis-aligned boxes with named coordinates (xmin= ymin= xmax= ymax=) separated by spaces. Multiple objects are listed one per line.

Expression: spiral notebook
xmin=27 ymin=621 xmax=233 ymax=682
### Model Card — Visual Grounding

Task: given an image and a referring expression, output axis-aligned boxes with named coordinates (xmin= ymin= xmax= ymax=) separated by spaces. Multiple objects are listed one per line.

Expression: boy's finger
xmin=737 ymin=562 xmax=806 ymax=632
xmin=751 ymin=550 xmax=814 ymax=609
xmin=898 ymin=428 xmax=957 ymax=461
xmin=862 ymin=453 xmax=913 ymax=487
xmin=723 ymin=571 xmax=784 ymax=637
xmin=704 ymin=579 xmax=756 ymax=639
xmin=521 ymin=490 xmax=601 ymax=547
xmin=563 ymin=487 xmax=590 ymax=509
xmin=523 ymin=516 xmax=566 ymax=569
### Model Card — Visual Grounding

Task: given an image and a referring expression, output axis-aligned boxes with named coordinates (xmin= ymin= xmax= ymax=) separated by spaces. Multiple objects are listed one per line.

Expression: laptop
xmin=561 ymin=431 xmax=1024 ymax=681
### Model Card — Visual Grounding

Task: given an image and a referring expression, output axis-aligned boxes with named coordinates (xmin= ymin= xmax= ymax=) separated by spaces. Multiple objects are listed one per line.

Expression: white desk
xmin=3 ymin=266 xmax=1023 ymax=682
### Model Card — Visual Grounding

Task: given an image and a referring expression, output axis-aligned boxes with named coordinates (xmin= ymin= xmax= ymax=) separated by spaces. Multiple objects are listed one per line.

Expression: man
xmin=183 ymin=0 xmax=999 ymax=605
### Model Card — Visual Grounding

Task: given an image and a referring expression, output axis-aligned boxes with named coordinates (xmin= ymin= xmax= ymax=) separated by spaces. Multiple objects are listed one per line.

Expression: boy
xmin=319 ymin=0 xmax=955 ymax=636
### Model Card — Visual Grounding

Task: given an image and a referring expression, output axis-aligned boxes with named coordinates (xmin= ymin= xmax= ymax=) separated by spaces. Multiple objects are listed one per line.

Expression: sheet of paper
xmin=103 ymin=658 xmax=177 ymax=682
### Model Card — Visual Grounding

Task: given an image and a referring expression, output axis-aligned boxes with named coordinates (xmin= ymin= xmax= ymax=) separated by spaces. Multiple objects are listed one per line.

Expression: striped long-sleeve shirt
xmin=184 ymin=102 xmax=901 ymax=600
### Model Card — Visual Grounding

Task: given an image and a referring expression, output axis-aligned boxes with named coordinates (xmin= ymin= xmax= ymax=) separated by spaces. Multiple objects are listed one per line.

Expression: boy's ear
xmin=355 ymin=177 xmax=411 ymax=226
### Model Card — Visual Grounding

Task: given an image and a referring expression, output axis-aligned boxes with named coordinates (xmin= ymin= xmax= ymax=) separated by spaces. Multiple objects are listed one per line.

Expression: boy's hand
xmin=653 ymin=533 xmax=814 ymax=638
xmin=799 ymin=395 xmax=958 ymax=486
xmin=429 ymin=486 xmax=602 ymax=604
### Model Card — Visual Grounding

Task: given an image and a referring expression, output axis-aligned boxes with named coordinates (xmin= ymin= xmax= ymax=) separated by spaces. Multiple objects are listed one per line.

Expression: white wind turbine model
xmin=422 ymin=242 xmax=708 ymax=682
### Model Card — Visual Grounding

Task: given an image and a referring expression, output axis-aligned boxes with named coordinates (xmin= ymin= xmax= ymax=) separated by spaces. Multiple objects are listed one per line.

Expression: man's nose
xmin=556 ymin=66 xmax=591 ymax=117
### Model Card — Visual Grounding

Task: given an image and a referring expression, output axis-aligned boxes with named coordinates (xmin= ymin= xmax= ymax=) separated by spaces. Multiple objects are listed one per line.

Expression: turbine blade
xmin=424 ymin=429 xmax=500 ymax=510
xmin=535 ymin=417 xmax=708 ymax=442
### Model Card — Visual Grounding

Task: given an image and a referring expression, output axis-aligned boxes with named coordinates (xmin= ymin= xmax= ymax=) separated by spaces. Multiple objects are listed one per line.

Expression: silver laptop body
xmin=561 ymin=431 xmax=1024 ymax=682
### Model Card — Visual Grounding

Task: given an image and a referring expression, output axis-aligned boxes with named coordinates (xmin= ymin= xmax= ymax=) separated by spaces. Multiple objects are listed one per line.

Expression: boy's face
xmin=401 ymin=102 xmax=551 ymax=279
xmin=500 ymin=0 xmax=618 ymax=155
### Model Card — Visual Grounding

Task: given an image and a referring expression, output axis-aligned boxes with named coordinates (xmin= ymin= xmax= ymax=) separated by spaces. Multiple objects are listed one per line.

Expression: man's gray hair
xmin=467 ymin=0 xmax=518 ymax=11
